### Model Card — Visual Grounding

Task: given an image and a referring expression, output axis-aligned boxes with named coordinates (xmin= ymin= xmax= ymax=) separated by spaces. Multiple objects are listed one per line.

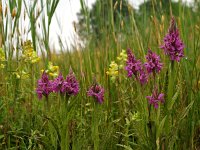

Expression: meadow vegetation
xmin=0 ymin=0 xmax=200 ymax=149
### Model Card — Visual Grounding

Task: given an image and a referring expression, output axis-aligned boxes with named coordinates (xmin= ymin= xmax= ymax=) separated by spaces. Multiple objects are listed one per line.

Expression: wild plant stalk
xmin=92 ymin=102 xmax=99 ymax=150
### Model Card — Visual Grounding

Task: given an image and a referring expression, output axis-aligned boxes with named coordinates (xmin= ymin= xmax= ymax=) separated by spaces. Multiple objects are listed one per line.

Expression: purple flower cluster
xmin=146 ymin=88 xmax=164 ymax=109
xmin=36 ymin=70 xmax=79 ymax=99
xmin=125 ymin=48 xmax=163 ymax=85
xmin=36 ymin=72 xmax=53 ymax=99
xmin=144 ymin=50 xmax=163 ymax=74
xmin=160 ymin=17 xmax=184 ymax=62
xmin=125 ymin=48 xmax=148 ymax=85
xmin=36 ymin=70 xmax=106 ymax=104
xmin=87 ymin=84 xmax=105 ymax=104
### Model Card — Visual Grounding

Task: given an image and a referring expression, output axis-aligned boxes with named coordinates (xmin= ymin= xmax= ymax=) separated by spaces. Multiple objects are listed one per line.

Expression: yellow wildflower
xmin=22 ymin=40 xmax=40 ymax=64
xmin=106 ymin=61 xmax=119 ymax=82
xmin=117 ymin=49 xmax=127 ymax=69
xmin=117 ymin=49 xmax=127 ymax=62
xmin=41 ymin=62 xmax=59 ymax=78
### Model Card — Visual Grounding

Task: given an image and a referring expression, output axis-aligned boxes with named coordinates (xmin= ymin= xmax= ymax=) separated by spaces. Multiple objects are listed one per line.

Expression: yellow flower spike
xmin=116 ymin=49 xmax=127 ymax=69
xmin=22 ymin=40 xmax=40 ymax=64
xmin=106 ymin=61 xmax=119 ymax=82
xmin=110 ymin=61 xmax=118 ymax=69
xmin=119 ymin=49 xmax=127 ymax=62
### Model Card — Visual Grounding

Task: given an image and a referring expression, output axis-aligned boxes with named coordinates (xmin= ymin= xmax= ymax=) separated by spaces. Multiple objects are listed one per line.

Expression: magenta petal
xmin=158 ymin=93 xmax=164 ymax=100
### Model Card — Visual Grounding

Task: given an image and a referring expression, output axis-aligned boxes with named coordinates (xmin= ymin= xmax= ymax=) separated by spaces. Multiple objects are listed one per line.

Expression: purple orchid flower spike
xmin=160 ymin=17 xmax=184 ymax=62
xmin=125 ymin=48 xmax=142 ymax=78
xmin=61 ymin=68 xmax=80 ymax=96
xmin=36 ymin=72 xmax=53 ymax=99
xmin=144 ymin=49 xmax=163 ymax=75
xmin=52 ymin=72 xmax=64 ymax=93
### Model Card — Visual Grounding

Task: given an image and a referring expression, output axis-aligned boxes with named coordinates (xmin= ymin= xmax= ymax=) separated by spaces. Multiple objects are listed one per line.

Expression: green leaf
xmin=116 ymin=144 xmax=133 ymax=150
xmin=156 ymin=115 xmax=167 ymax=140
xmin=179 ymin=101 xmax=194 ymax=121
xmin=168 ymin=85 xmax=180 ymax=110
xmin=0 ymin=135 xmax=4 ymax=140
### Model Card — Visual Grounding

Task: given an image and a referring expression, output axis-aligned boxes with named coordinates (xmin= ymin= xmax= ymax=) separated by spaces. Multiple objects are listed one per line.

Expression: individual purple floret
xmin=144 ymin=50 xmax=163 ymax=74
xmin=160 ymin=17 xmax=184 ymax=62
xmin=52 ymin=73 xmax=64 ymax=93
xmin=139 ymin=69 xmax=148 ymax=85
xmin=125 ymin=48 xmax=142 ymax=78
xmin=36 ymin=72 xmax=53 ymax=99
xmin=61 ymin=69 xmax=79 ymax=96
xmin=146 ymin=88 xmax=164 ymax=109
xmin=87 ymin=84 xmax=105 ymax=104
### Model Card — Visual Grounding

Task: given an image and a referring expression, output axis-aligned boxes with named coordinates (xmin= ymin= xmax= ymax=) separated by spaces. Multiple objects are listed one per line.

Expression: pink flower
xmin=87 ymin=84 xmax=105 ymax=104
xmin=146 ymin=88 xmax=164 ymax=109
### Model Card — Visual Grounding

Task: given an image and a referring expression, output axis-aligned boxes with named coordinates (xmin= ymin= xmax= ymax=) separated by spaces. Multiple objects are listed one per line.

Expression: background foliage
xmin=0 ymin=0 xmax=200 ymax=149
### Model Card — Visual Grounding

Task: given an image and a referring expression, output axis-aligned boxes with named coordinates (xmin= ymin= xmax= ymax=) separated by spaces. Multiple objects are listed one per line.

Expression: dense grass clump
xmin=0 ymin=0 xmax=200 ymax=149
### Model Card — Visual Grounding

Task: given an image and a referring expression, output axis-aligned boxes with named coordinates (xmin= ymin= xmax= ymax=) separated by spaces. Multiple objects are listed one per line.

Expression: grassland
xmin=0 ymin=0 xmax=200 ymax=149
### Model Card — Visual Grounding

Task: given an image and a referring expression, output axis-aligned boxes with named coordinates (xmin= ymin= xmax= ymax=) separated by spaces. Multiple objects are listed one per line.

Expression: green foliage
xmin=0 ymin=0 xmax=200 ymax=149
xmin=77 ymin=0 xmax=132 ymax=46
